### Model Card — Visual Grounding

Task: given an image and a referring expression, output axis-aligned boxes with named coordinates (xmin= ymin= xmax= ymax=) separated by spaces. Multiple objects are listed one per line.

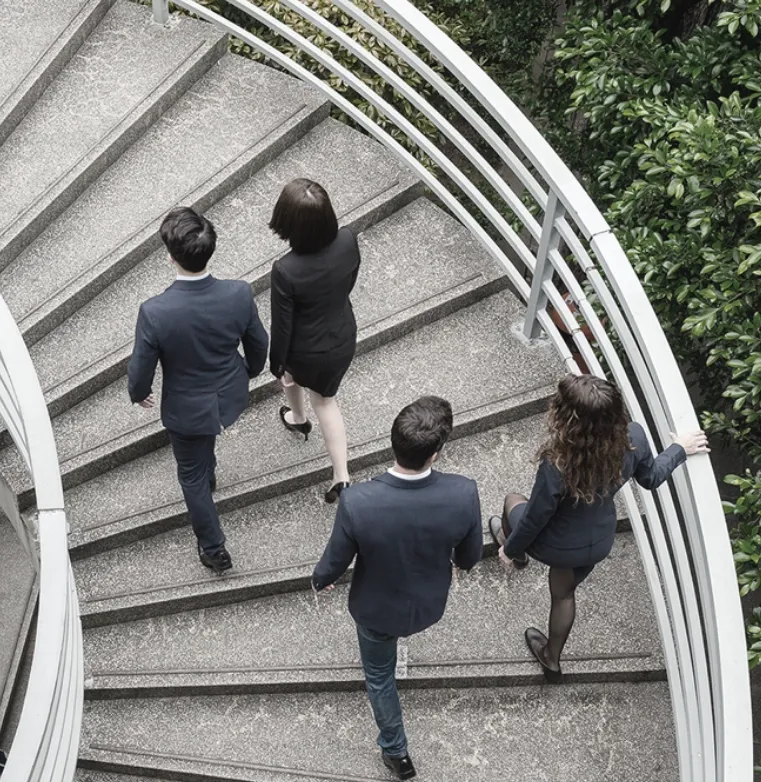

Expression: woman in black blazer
xmin=269 ymin=179 xmax=360 ymax=503
xmin=490 ymin=374 xmax=709 ymax=680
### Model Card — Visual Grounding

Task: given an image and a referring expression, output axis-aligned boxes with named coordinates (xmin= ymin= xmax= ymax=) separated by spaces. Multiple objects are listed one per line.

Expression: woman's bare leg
xmin=282 ymin=372 xmax=307 ymax=425
xmin=309 ymin=390 xmax=350 ymax=484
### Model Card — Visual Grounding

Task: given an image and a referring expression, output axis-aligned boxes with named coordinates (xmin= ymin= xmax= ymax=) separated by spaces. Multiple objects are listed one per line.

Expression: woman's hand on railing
xmin=670 ymin=430 xmax=711 ymax=455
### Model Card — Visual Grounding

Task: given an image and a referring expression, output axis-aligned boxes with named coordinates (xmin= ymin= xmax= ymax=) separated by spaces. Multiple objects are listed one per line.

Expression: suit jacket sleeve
xmin=630 ymin=422 xmax=686 ymax=490
xmin=452 ymin=481 xmax=483 ymax=570
xmin=127 ymin=304 xmax=159 ymax=404
xmin=312 ymin=494 xmax=357 ymax=590
xmin=269 ymin=262 xmax=294 ymax=378
xmin=504 ymin=460 xmax=563 ymax=560
xmin=241 ymin=289 xmax=269 ymax=379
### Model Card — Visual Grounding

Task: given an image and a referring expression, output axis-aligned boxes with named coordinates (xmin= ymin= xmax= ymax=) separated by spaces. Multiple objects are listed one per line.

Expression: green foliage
xmin=535 ymin=0 xmax=761 ymax=663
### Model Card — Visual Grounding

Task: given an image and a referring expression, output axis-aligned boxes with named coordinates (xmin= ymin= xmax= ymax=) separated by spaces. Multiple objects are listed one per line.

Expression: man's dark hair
xmin=391 ymin=396 xmax=454 ymax=470
xmin=160 ymin=206 xmax=217 ymax=273
xmin=269 ymin=178 xmax=339 ymax=255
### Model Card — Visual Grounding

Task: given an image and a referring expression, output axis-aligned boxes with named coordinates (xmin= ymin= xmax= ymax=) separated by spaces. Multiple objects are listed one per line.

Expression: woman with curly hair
xmin=489 ymin=374 xmax=709 ymax=681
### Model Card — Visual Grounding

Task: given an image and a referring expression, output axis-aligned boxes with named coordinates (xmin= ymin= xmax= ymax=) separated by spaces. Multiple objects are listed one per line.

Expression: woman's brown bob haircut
xmin=269 ymin=178 xmax=339 ymax=254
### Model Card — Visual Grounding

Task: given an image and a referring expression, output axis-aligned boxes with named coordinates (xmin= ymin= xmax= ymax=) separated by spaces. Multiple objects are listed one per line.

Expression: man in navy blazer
xmin=128 ymin=207 xmax=268 ymax=572
xmin=313 ymin=396 xmax=483 ymax=780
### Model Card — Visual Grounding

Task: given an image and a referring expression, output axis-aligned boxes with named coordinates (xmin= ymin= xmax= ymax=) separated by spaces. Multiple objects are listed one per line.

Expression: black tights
xmin=544 ymin=565 xmax=594 ymax=670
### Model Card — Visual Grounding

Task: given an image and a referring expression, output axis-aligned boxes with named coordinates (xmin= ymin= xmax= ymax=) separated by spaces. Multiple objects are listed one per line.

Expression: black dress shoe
xmin=279 ymin=406 xmax=312 ymax=441
xmin=382 ymin=753 xmax=416 ymax=780
xmin=324 ymin=481 xmax=349 ymax=504
xmin=524 ymin=627 xmax=562 ymax=683
xmin=198 ymin=544 xmax=232 ymax=573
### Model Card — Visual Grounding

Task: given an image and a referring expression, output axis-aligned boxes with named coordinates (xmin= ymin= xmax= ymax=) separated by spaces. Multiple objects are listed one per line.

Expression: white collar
xmin=387 ymin=467 xmax=432 ymax=481
xmin=176 ymin=271 xmax=210 ymax=281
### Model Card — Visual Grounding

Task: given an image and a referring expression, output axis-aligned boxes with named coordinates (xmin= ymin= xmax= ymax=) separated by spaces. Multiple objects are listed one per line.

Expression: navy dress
xmin=269 ymin=227 xmax=360 ymax=397
xmin=504 ymin=422 xmax=686 ymax=570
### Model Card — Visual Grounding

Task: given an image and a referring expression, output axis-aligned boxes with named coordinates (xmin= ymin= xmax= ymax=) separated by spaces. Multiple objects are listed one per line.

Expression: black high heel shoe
xmin=279 ymin=406 xmax=312 ymax=441
xmin=325 ymin=481 xmax=349 ymax=504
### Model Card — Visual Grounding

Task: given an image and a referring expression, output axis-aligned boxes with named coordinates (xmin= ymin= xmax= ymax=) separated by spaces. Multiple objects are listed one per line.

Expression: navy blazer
xmin=313 ymin=470 xmax=483 ymax=638
xmin=127 ymin=276 xmax=268 ymax=436
xmin=504 ymin=422 xmax=686 ymax=562
xmin=269 ymin=227 xmax=360 ymax=377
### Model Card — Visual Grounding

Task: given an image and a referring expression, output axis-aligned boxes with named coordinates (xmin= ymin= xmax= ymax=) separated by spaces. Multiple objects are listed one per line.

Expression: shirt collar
xmin=176 ymin=271 xmax=210 ymax=281
xmin=387 ymin=467 xmax=432 ymax=481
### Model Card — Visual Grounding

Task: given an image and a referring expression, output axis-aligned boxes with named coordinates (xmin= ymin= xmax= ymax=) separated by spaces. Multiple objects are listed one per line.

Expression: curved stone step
xmin=82 ymin=535 xmax=663 ymax=697
xmin=0 ymin=0 xmax=113 ymax=144
xmin=78 ymin=684 xmax=677 ymax=781
xmin=0 ymin=53 xmax=328 ymax=346
xmin=55 ymin=290 xmax=561 ymax=555
xmin=2 ymin=198 xmax=510 ymax=501
xmin=29 ymin=118 xmax=421 ymax=419
xmin=75 ymin=414 xmax=546 ymax=625
xmin=0 ymin=1 xmax=226 ymax=272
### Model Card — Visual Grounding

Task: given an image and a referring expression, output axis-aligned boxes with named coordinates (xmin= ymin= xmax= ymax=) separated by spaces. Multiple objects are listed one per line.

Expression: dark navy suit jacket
xmin=504 ymin=422 xmax=686 ymax=564
xmin=127 ymin=276 xmax=268 ymax=436
xmin=313 ymin=470 xmax=483 ymax=638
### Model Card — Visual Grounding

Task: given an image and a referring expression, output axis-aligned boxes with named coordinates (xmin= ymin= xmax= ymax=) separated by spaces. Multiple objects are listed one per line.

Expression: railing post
xmin=523 ymin=190 xmax=563 ymax=340
xmin=152 ymin=0 xmax=170 ymax=24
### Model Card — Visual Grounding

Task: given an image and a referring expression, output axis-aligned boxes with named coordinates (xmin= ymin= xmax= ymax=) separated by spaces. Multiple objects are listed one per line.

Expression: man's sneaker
xmin=198 ymin=544 xmax=232 ymax=573
xmin=382 ymin=752 xmax=416 ymax=780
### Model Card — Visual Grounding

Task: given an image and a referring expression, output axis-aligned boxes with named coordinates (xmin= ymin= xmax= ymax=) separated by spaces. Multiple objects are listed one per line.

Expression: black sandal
xmin=525 ymin=627 xmax=562 ymax=683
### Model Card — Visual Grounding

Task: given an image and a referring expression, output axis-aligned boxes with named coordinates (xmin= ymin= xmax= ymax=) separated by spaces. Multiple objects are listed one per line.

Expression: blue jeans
xmin=356 ymin=624 xmax=407 ymax=758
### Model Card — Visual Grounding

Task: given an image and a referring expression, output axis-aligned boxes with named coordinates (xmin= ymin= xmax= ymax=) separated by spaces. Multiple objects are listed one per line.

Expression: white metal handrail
xmin=147 ymin=1 xmax=752 ymax=779
xmin=0 ymin=292 xmax=83 ymax=782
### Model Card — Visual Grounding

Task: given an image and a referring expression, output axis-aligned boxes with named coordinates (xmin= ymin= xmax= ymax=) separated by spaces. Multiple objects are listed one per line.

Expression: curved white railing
xmin=149 ymin=1 xmax=752 ymax=780
xmin=0 ymin=293 xmax=83 ymax=782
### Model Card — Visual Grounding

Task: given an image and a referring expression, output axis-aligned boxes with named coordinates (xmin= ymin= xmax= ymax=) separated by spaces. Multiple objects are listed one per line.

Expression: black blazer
xmin=504 ymin=422 xmax=686 ymax=562
xmin=313 ymin=470 xmax=483 ymax=638
xmin=128 ymin=276 xmax=268 ymax=436
xmin=269 ymin=227 xmax=360 ymax=377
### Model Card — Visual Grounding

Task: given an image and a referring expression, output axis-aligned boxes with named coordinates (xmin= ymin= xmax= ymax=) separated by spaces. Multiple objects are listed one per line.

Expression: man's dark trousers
xmin=168 ymin=430 xmax=223 ymax=555
xmin=357 ymin=624 xmax=407 ymax=757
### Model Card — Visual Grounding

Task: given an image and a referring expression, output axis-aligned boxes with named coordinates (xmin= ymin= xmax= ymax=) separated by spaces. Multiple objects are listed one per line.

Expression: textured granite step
xmin=78 ymin=684 xmax=677 ymax=781
xmin=0 ymin=0 xmax=112 ymax=145
xmin=2 ymin=197 xmax=510 ymax=500
xmin=0 ymin=53 xmax=328 ymax=345
xmin=57 ymin=289 xmax=562 ymax=555
xmin=75 ymin=414 xmax=546 ymax=625
xmin=82 ymin=533 xmax=663 ymax=697
xmin=29 ymin=119 xmax=421 ymax=418
xmin=0 ymin=1 xmax=226 ymax=272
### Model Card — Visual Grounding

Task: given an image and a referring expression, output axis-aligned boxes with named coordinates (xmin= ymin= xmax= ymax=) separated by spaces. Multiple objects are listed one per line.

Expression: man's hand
xmin=498 ymin=546 xmax=515 ymax=570
xmin=138 ymin=394 xmax=155 ymax=409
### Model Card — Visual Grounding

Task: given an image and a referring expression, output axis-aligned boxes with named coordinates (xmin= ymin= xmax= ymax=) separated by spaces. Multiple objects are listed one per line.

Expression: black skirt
xmin=508 ymin=503 xmax=613 ymax=572
xmin=286 ymin=342 xmax=356 ymax=397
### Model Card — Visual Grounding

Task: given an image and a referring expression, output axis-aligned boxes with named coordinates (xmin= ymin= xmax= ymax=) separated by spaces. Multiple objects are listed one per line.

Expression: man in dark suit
xmin=128 ymin=207 xmax=268 ymax=572
xmin=312 ymin=397 xmax=483 ymax=780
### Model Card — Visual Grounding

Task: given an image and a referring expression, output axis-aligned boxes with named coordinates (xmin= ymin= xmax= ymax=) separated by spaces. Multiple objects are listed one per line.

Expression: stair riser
xmin=18 ymin=100 xmax=331 ymax=348
xmin=68 ymin=387 xmax=553 ymax=558
xmin=17 ymin=273 xmax=506 ymax=507
xmin=0 ymin=35 xmax=228 ymax=275
xmin=0 ymin=0 xmax=115 ymax=146
xmin=83 ymin=667 xmax=667 ymax=702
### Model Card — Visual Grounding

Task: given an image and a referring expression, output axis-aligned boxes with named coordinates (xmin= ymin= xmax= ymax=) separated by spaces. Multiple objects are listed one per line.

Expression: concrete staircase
xmin=0 ymin=2 xmax=677 ymax=780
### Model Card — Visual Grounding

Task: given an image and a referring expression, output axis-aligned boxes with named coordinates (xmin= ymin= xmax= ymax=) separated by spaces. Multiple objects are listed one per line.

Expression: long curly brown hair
xmin=541 ymin=375 xmax=633 ymax=504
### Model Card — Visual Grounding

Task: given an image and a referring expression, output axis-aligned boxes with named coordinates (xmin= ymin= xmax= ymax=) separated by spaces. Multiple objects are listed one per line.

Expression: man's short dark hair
xmin=391 ymin=396 xmax=454 ymax=470
xmin=269 ymin=178 xmax=339 ymax=255
xmin=160 ymin=207 xmax=217 ymax=273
